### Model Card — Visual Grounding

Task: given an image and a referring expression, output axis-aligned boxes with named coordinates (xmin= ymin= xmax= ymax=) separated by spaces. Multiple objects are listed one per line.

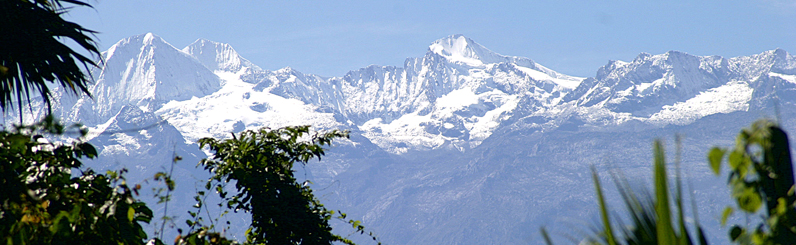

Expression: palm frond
xmin=0 ymin=0 xmax=99 ymax=119
xmin=572 ymin=140 xmax=709 ymax=245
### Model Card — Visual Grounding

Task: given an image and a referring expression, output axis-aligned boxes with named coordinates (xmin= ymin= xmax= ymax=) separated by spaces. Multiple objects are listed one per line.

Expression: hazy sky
xmin=66 ymin=0 xmax=796 ymax=77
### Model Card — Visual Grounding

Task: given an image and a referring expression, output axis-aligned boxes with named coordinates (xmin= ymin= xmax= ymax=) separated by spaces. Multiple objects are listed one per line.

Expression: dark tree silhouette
xmin=0 ymin=0 xmax=100 ymax=118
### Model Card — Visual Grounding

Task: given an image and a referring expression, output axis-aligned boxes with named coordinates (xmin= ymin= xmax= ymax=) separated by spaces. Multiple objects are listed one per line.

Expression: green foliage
xmin=708 ymin=120 xmax=796 ymax=244
xmin=0 ymin=115 xmax=153 ymax=244
xmin=547 ymin=119 xmax=796 ymax=245
xmin=591 ymin=165 xmax=617 ymax=245
xmin=2 ymin=1 xmax=380 ymax=243
xmin=192 ymin=126 xmax=379 ymax=245
xmin=0 ymin=0 xmax=100 ymax=116
xmin=173 ymin=227 xmax=238 ymax=245
xmin=652 ymin=141 xmax=677 ymax=245
xmin=152 ymin=154 xmax=182 ymax=241
xmin=547 ymin=139 xmax=707 ymax=245
xmin=0 ymin=2 xmax=158 ymax=243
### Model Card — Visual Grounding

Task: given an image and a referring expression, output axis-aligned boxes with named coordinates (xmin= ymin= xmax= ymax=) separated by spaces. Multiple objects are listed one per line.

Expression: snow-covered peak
xmin=634 ymin=52 xmax=652 ymax=61
xmin=104 ymin=33 xmax=174 ymax=61
xmin=96 ymin=33 xmax=222 ymax=102
xmin=770 ymin=49 xmax=796 ymax=74
xmin=565 ymin=50 xmax=739 ymax=117
xmin=707 ymin=49 xmax=794 ymax=80
xmin=66 ymin=33 xmax=795 ymax=156
xmin=627 ymin=50 xmax=697 ymax=68
xmin=560 ymin=49 xmax=796 ymax=127
xmin=142 ymin=32 xmax=158 ymax=44
xmin=71 ymin=33 xmax=222 ymax=125
xmin=183 ymin=39 xmax=262 ymax=73
xmin=756 ymin=48 xmax=791 ymax=62
xmin=428 ymin=35 xmax=508 ymax=66
xmin=275 ymin=66 xmax=299 ymax=75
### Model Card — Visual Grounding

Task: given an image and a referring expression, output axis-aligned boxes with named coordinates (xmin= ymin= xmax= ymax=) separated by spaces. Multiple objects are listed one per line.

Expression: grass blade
xmin=653 ymin=140 xmax=676 ymax=245
xmin=674 ymin=135 xmax=692 ymax=245
xmin=592 ymin=165 xmax=617 ymax=245
xmin=540 ymin=227 xmax=554 ymax=245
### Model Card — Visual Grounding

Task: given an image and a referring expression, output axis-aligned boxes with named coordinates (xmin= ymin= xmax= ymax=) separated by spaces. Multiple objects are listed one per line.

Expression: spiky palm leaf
xmin=544 ymin=140 xmax=708 ymax=245
xmin=0 ymin=0 xmax=99 ymax=119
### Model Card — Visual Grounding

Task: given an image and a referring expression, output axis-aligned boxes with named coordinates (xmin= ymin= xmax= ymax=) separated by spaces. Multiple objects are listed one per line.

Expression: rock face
xmin=9 ymin=33 xmax=796 ymax=244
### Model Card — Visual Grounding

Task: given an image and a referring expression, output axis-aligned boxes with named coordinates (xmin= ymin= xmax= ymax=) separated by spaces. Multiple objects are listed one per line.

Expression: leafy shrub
xmin=0 ymin=116 xmax=153 ymax=245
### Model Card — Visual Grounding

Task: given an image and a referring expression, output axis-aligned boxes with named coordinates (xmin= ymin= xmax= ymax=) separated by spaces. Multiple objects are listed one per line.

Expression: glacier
xmin=6 ymin=33 xmax=796 ymax=244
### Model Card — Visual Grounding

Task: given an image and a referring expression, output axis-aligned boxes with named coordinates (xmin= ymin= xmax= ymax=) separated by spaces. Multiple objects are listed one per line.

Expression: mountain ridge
xmin=6 ymin=33 xmax=796 ymax=244
xmin=9 ymin=33 xmax=794 ymax=154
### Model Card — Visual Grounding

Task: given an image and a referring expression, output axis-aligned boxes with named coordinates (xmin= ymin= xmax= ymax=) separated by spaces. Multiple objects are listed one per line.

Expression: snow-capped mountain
xmin=229 ymin=34 xmax=584 ymax=153
xmin=183 ymin=38 xmax=262 ymax=73
xmin=559 ymin=49 xmax=796 ymax=126
xmin=9 ymin=33 xmax=796 ymax=244
xmin=69 ymin=33 xmax=222 ymax=126
xmin=82 ymin=104 xmax=251 ymax=241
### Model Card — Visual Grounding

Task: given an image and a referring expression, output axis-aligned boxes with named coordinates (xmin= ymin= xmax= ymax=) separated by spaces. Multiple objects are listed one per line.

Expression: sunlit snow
xmin=770 ymin=72 xmax=796 ymax=84
xmin=647 ymin=81 xmax=753 ymax=125
xmin=513 ymin=66 xmax=581 ymax=90
xmin=156 ymin=71 xmax=341 ymax=142
xmin=7 ymin=32 xmax=796 ymax=245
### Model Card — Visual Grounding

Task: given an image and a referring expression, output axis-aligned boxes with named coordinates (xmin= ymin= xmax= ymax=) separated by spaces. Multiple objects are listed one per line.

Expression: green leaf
xmin=0 ymin=0 xmax=100 ymax=114
xmin=127 ymin=206 xmax=135 ymax=222
xmin=735 ymin=186 xmax=762 ymax=213
xmin=728 ymin=150 xmax=746 ymax=174
xmin=80 ymin=142 xmax=97 ymax=158
xmin=167 ymin=179 xmax=175 ymax=191
xmin=652 ymin=140 xmax=676 ymax=245
xmin=730 ymin=225 xmax=743 ymax=241
xmin=708 ymin=147 xmax=725 ymax=175
xmin=721 ymin=206 xmax=734 ymax=226
xmin=696 ymin=226 xmax=709 ymax=245
xmin=540 ymin=227 xmax=554 ymax=245
xmin=591 ymin=165 xmax=616 ymax=245
xmin=774 ymin=197 xmax=788 ymax=216
xmin=197 ymin=126 xmax=360 ymax=244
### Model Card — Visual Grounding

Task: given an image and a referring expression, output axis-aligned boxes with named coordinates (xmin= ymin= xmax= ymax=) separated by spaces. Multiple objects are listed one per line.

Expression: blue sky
xmin=67 ymin=0 xmax=796 ymax=77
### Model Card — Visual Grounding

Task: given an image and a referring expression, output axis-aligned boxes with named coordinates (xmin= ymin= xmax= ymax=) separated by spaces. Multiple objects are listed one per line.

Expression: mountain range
xmin=7 ymin=33 xmax=796 ymax=244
